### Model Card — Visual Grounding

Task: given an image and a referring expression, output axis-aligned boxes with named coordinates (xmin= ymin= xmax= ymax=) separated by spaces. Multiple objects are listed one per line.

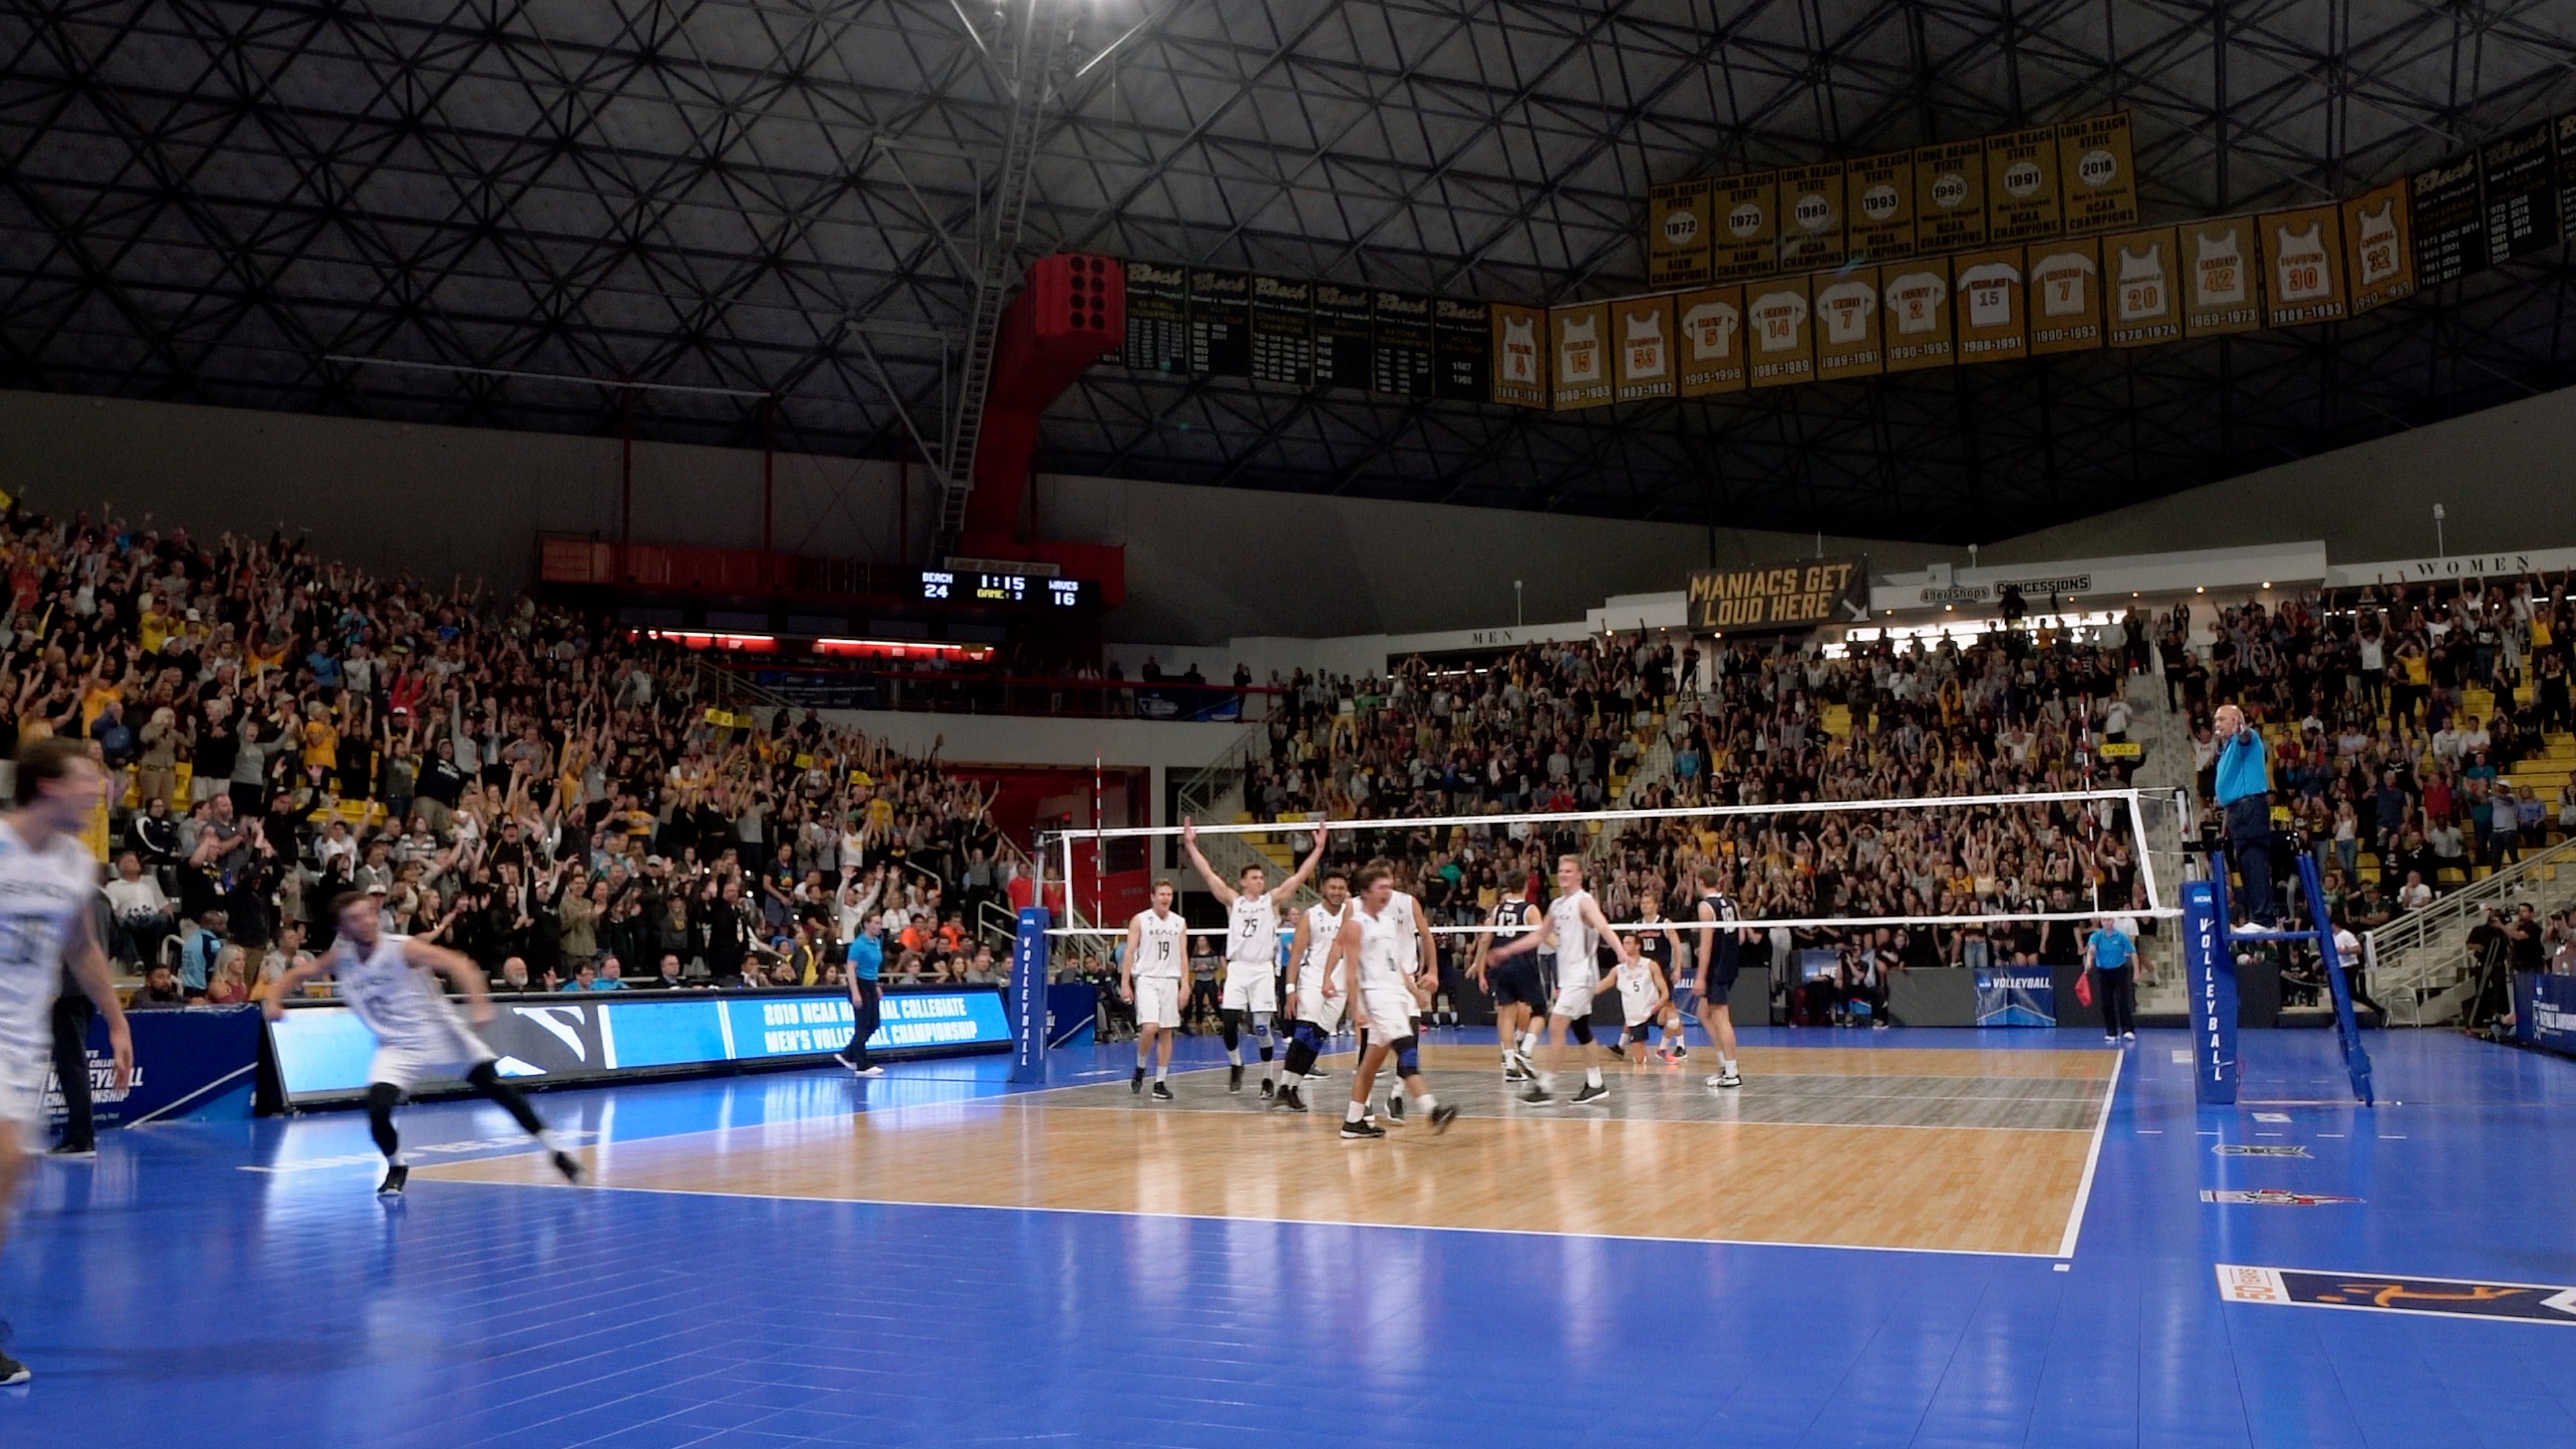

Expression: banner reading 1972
xmin=1687 ymin=555 xmax=1870 ymax=632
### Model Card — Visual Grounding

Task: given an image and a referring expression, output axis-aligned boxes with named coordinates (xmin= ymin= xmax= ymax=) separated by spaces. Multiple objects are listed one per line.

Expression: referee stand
xmin=2183 ymin=833 xmax=2375 ymax=1107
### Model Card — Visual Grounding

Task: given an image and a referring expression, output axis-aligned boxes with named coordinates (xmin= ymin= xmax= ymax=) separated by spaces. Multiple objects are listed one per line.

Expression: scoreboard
xmin=917 ymin=570 xmax=1092 ymax=611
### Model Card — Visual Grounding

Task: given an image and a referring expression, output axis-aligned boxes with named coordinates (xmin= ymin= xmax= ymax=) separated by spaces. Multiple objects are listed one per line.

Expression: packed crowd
xmin=6 ymin=502 xmax=1020 ymax=1004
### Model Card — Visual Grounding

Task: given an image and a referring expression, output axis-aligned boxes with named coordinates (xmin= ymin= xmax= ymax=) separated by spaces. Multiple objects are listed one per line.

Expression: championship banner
xmin=1745 ymin=277 xmax=1814 ymax=388
xmin=1845 ymin=150 xmax=1916 ymax=261
xmin=1712 ymin=172 xmax=1779 ymax=281
xmin=2343 ymin=180 xmax=2415 ymax=315
xmin=2409 ymin=154 xmax=2485 ymax=287
xmin=2561 ymin=113 xmax=2576 ymax=243
xmin=1311 ymin=281 xmax=1375 ymax=388
xmin=1953 ymin=248 xmax=2027 ymax=363
xmin=2481 ymin=118 xmax=2561 ymax=262
xmin=1686 ymin=555 xmax=1868 ymax=632
xmin=1813 ymin=266 xmax=1882 ymax=380
xmin=1915 ymin=139 xmax=1988 ymax=252
xmin=2027 ymin=238 xmax=2104 ymax=355
xmin=1880 ymin=257 xmax=1954 ymax=373
xmin=2104 ymin=226 xmax=2180 ymax=346
xmin=1248 ymin=274 xmax=1313 ymax=386
xmin=1613 ymin=295 xmax=1676 ymax=402
xmin=2057 ymin=112 xmax=2139 ymax=233
xmin=1648 ymin=177 xmax=1715 ymax=288
xmin=1119 ymin=260 xmax=1189 ymax=372
xmin=1776 ymin=161 xmax=1847 ymax=271
xmin=1434 ymin=297 xmax=1491 ymax=402
xmin=2514 ymin=971 xmax=2576 ymax=1059
xmin=1974 ymin=967 xmax=2055 ymax=1026
xmin=1675 ymin=286 xmax=1748 ymax=396
xmin=1548 ymin=301 xmax=1613 ymax=409
xmin=50 ymin=1004 xmax=262 ymax=1130
xmin=2259 ymin=206 xmax=2347 ymax=326
xmin=1187 ymin=268 xmax=1252 ymax=376
xmin=2183 ymin=217 xmax=2263 ymax=336
xmin=1488 ymin=302 xmax=1548 ymax=406
xmin=1370 ymin=289 xmax=1435 ymax=395
xmin=1985 ymin=125 xmax=2063 ymax=245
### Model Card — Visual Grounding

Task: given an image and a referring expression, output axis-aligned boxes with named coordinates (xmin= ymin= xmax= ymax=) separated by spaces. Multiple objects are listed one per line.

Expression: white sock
xmin=388 ymin=1149 xmax=409 ymax=1167
xmin=1722 ymin=1055 xmax=1738 ymax=1073
xmin=1413 ymin=1091 xmax=1438 ymax=1112
xmin=1155 ymin=1065 xmax=1168 ymax=1082
xmin=1518 ymin=1031 xmax=1539 ymax=1056
xmin=535 ymin=1129 xmax=561 ymax=1152
xmin=1345 ymin=1102 xmax=1366 ymax=1123
xmin=1585 ymin=1067 xmax=1603 ymax=1088
xmin=1227 ymin=1045 xmax=1242 ymax=1066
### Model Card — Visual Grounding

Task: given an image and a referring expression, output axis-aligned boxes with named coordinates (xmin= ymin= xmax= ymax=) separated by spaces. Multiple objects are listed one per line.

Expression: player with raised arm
xmin=1119 ymin=879 xmax=1190 ymax=1100
xmin=1330 ymin=865 xmax=1456 ymax=1140
xmin=266 ymin=889 xmax=584 ymax=1196
xmin=1693 ymin=863 xmax=1752 ymax=1089
xmin=0 ymin=739 xmax=134 ymax=1385
xmin=1274 ymin=869 xmax=1352 ymax=1114
xmin=1469 ymin=875 xmax=1546 ymax=1082
xmin=1179 ymin=819 xmax=1327 ymax=1097
xmin=1484 ymin=854 xmax=1634 ymax=1106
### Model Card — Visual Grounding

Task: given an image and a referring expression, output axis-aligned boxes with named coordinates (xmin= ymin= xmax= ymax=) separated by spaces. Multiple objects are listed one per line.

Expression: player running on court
xmin=1330 ymin=865 xmax=1456 ymax=1139
xmin=1484 ymin=854 xmax=1635 ymax=1106
xmin=1179 ymin=819 xmax=1328 ymax=1097
xmin=1693 ymin=863 xmax=1751 ymax=1089
xmin=1468 ymin=878 xmax=1546 ymax=1081
xmin=1274 ymin=868 xmax=1353 ymax=1114
xmin=1119 ymin=879 xmax=1191 ymax=1100
xmin=266 ymin=889 xmax=585 ymax=1196
xmin=0 ymin=740 xmax=134 ymax=1385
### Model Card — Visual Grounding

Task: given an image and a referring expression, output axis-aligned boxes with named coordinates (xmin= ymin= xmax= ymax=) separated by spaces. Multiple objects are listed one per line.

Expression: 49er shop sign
xmin=1688 ymin=556 xmax=1869 ymax=632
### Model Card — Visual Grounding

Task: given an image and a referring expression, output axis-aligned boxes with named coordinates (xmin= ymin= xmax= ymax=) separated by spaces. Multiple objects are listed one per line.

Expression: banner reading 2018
xmin=1686 ymin=555 xmax=1870 ymax=632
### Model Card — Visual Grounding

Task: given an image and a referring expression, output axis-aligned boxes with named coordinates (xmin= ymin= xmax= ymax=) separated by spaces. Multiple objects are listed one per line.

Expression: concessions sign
xmin=1687 ymin=556 xmax=1868 ymax=632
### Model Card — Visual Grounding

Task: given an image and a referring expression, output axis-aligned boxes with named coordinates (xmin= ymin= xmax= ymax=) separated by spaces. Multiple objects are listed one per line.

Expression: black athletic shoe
xmin=1259 ymin=1077 xmax=1275 ymax=1099
xmin=1276 ymin=1085 xmax=1307 ymax=1113
xmin=1570 ymin=1081 xmax=1610 ymax=1106
xmin=377 ymin=1165 xmax=410 ymax=1197
xmin=1339 ymin=1119 xmax=1387 ymax=1140
xmin=1503 ymin=1063 xmax=1528 ymax=1083
xmin=1429 ymin=1104 xmax=1458 ymax=1135
xmin=1131 ymin=1067 xmax=1146 ymax=1095
xmin=0 ymin=1350 xmax=27 ymax=1387
xmin=1521 ymin=1085 xmax=1555 ymax=1106
xmin=1228 ymin=1065 xmax=1244 ymax=1093
xmin=1387 ymin=1095 xmax=1406 ymax=1123
xmin=1708 ymin=1069 xmax=1743 ymax=1089
xmin=551 ymin=1151 xmax=585 ymax=1185
xmin=1151 ymin=1081 xmax=1174 ymax=1101
xmin=46 ymin=1142 xmax=96 ymax=1160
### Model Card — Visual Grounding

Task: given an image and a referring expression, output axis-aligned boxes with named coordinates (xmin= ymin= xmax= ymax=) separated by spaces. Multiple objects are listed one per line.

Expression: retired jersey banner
xmin=1745 ymin=277 xmax=1815 ymax=388
xmin=1776 ymin=162 xmax=1847 ymax=271
xmin=1648 ymin=177 xmax=1715 ymax=288
xmin=2105 ymin=227 xmax=2181 ymax=347
xmin=1985 ymin=126 xmax=2063 ymax=245
xmin=1880 ymin=258 xmax=1954 ymax=373
xmin=1488 ymin=303 xmax=1548 ymax=406
xmin=1953 ymin=248 xmax=2027 ymax=363
xmin=2344 ymin=180 xmax=2415 ymax=315
xmin=1675 ymin=286 xmax=1748 ymax=396
xmin=1613 ymin=295 xmax=1676 ymax=402
xmin=1845 ymin=151 xmax=1916 ymax=262
xmin=1687 ymin=555 xmax=1868 ymax=633
xmin=1549 ymin=302 xmax=1613 ymax=409
xmin=1915 ymin=140 xmax=1988 ymax=252
xmin=2183 ymin=217 xmax=2263 ymax=336
xmin=2027 ymin=239 xmax=2104 ymax=355
xmin=1712 ymin=173 xmax=1779 ymax=281
xmin=2260 ymin=207 xmax=2347 ymax=326
xmin=1813 ymin=268 xmax=1883 ymax=380
xmin=2058 ymin=112 xmax=2139 ymax=233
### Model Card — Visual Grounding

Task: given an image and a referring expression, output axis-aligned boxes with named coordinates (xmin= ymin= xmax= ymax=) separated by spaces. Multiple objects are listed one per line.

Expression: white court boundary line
xmin=2055 ymin=1060 xmax=2122 ymax=1260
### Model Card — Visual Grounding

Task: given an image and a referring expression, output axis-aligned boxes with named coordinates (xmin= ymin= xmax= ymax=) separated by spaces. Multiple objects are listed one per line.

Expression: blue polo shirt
xmin=2087 ymin=928 xmax=2135 ymax=971
xmin=2214 ymin=729 xmax=2269 ymax=806
xmin=847 ymin=932 xmax=883 ymax=983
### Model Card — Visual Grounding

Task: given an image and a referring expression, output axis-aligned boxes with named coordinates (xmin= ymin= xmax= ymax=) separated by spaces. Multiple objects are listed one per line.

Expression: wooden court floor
xmin=427 ymin=1044 xmax=2118 ymax=1256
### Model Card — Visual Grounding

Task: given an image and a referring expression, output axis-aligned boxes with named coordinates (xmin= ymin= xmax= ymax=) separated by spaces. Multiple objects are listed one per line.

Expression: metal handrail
xmin=2365 ymin=833 xmax=2576 ymax=1024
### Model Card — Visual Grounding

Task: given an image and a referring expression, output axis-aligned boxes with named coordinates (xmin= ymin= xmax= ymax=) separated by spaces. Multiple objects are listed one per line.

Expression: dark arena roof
xmin=4 ymin=0 xmax=2575 ymax=541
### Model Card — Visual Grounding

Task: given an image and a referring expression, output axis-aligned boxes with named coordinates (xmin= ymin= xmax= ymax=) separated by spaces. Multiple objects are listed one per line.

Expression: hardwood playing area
xmin=428 ymin=1044 xmax=2116 ymax=1255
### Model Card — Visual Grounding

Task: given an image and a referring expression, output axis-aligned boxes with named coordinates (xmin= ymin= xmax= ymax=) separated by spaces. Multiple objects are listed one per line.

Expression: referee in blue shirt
xmin=2084 ymin=919 xmax=2137 ymax=1042
xmin=839 ymin=914 xmax=888 ymax=1077
xmin=2212 ymin=704 xmax=2277 ymax=926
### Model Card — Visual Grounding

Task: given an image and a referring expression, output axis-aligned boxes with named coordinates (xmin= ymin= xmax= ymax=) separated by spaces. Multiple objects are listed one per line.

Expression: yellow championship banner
xmin=2343 ymin=178 xmax=2414 ymax=315
xmin=1845 ymin=150 xmax=1916 ymax=262
xmin=2057 ymin=113 xmax=2139 ymax=233
xmin=2183 ymin=217 xmax=2263 ymax=336
xmin=1613 ymin=295 xmax=1676 ymax=402
xmin=2027 ymin=238 xmax=2104 ymax=355
xmin=1914 ymin=139 xmax=1989 ymax=252
xmin=1746 ymin=276 xmax=1815 ymax=388
xmin=1711 ymin=173 xmax=1778 ymax=282
xmin=2259 ymin=206 xmax=2347 ymax=326
xmin=1647 ymin=178 xmax=1713 ymax=289
xmin=1813 ymin=266 xmax=1884 ymax=380
xmin=1880 ymin=256 xmax=1955 ymax=373
xmin=1549 ymin=301 xmax=1613 ymax=409
xmin=1953 ymin=248 xmax=2027 ymax=363
xmin=1688 ymin=555 xmax=1870 ymax=633
xmin=1984 ymin=126 xmax=2063 ymax=245
xmin=2104 ymin=226 xmax=2180 ymax=347
xmin=1674 ymin=286 xmax=1748 ymax=396
xmin=1776 ymin=162 xmax=1847 ymax=272
xmin=1488 ymin=303 xmax=1549 ymax=406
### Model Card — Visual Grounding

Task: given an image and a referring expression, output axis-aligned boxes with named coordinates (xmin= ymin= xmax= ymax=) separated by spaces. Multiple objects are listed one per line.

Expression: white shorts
xmin=1134 ymin=976 xmax=1182 ymax=1030
xmin=1220 ymin=962 xmax=1277 ymax=1014
xmin=1297 ymin=990 xmax=1345 ymax=1034
xmin=368 ymin=1032 xmax=498 ymax=1093
xmin=1359 ymin=988 xmax=1419 ymax=1044
xmin=1550 ymin=982 xmax=1597 ymax=1021
xmin=0 ymin=1051 xmax=46 ymax=1132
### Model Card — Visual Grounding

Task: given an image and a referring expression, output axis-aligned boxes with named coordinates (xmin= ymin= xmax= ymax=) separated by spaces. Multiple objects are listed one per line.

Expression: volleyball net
xmin=1035 ymin=787 xmax=2186 ymax=945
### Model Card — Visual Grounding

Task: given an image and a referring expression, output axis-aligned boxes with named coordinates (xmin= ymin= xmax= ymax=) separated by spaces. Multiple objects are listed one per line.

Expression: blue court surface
xmin=9 ymin=1026 xmax=2576 ymax=1448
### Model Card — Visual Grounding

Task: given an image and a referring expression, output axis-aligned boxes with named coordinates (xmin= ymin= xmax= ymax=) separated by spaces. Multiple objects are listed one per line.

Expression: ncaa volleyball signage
xmin=1686 ymin=555 xmax=1869 ymax=631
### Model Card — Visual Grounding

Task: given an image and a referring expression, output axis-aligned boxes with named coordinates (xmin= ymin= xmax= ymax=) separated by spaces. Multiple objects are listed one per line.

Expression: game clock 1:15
xmin=916 ymin=570 xmax=1088 ymax=610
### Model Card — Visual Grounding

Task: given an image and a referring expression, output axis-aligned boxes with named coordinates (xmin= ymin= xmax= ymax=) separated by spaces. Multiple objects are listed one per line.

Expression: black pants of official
xmin=51 ymin=994 xmax=94 ymax=1150
xmin=849 ymin=980 xmax=882 ymax=1069
xmin=2224 ymin=796 xmax=2277 ymax=924
xmin=2092 ymin=965 xmax=2136 ymax=1038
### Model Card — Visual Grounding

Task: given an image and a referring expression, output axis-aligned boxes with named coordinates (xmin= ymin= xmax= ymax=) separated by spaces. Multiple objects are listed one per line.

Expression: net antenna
xmin=1041 ymin=787 xmax=2183 ymax=939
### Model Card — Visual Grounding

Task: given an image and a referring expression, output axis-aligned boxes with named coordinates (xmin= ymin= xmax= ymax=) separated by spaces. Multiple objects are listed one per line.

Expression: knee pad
xmin=1251 ymin=1012 xmax=1275 ymax=1045
xmin=1568 ymin=1018 xmax=1595 ymax=1046
xmin=365 ymin=1082 xmax=405 ymax=1115
xmin=1220 ymin=1008 xmax=1244 ymax=1046
xmin=1393 ymin=1037 xmax=1421 ymax=1077
xmin=464 ymin=1061 xmax=500 ymax=1090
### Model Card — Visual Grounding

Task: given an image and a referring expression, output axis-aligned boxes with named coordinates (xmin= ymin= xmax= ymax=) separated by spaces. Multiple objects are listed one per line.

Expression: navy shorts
xmin=1490 ymin=957 xmax=1547 ymax=1010
xmin=1703 ymin=953 xmax=1742 ymax=1004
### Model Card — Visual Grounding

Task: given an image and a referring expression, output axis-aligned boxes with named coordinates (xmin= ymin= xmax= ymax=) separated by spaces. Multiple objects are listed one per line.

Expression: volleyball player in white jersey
xmin=1118 ymin=879 xmax=1191 ymax=1100
xmin=1375 ymin=873 xmax=1439 ymax=1123
xmin=1274 ymin=869 xmax=1352 ymax=1114
xmin=0 ymin=741 xmax=133 ymax=1385
xmin=268 ymin=890 xmax=584 ymax=1195
xmin=1484 ymin=854 xmax=1633 ymax=1106
xmin=1469 ymin=880 xmax=1545 ymax=1081
xmin=1618 ymin=902 xmax=1682 ymax=1066
xmin=1179 ymin=820 xmax=1327 ymax=1097
xmin=1692 ymin=863 xmax=1751 ymax=1089
xmin=1329 ymin=865 xmax=1455 ymax=1139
